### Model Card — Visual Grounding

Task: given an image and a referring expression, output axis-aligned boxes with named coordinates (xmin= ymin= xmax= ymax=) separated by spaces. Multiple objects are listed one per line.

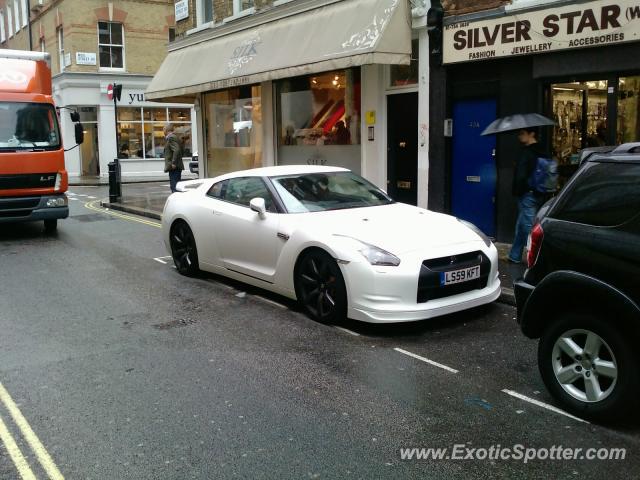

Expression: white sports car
xmin=162 ymin=166 xmax=501 ymax=323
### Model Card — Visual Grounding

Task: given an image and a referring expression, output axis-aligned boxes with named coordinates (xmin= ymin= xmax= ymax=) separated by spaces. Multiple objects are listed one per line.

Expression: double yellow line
xmin=84 ymin=200 xmax=162 ymax=229
xmin=0 ymin=382 xmax=64 ymax=479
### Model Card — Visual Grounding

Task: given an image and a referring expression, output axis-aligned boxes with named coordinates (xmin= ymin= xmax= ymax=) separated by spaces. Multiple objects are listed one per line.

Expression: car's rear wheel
xmin=170 ymin=221 xmax=199 ymax=277
xmin=295 ymin=250 xmax=347 ymax=324
xmin=538 ymin=313 xmax=639 ymax=422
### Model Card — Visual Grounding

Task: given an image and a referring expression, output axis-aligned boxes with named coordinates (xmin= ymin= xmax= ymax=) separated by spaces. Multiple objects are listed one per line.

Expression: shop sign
xmin=443 ymin=0 xmax=640 ymax=64
xmin=76 ymin=52 xmax=97 ymax=65
xmin=175 ymin=0 xmax=189 ymax=22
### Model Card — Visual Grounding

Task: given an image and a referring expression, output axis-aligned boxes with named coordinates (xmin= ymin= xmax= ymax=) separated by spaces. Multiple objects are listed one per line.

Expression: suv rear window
xmin=551 ymin=162 xmax=640 ymax=227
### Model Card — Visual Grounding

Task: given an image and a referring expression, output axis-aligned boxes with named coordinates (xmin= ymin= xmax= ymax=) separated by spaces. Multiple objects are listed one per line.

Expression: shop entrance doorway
xmin=451 ymin=98 xmax=497 ymax=237
xmin=387 ymin=93 xmax=418 ymax=205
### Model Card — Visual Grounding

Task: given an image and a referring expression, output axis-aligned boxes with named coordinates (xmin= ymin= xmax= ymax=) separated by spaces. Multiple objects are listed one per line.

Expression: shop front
xmin=52 ymin=73 xmax=197 ymax=182
xmin=432 ymin=0 xmax=640 ymax=241
xmin=147 ymin=0 xmax=417 ymax=198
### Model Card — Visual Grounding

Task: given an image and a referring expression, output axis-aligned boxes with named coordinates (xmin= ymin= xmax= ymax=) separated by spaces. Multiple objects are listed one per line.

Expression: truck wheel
xmin=538 ymin=312 xmax=639 ymax=422
xmin=44 ymin=219 xmax=58 ymax=233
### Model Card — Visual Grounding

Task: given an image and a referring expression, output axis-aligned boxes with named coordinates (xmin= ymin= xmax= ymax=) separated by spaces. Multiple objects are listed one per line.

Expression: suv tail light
xmin=527 ymin=223 xmax=544 ymax=269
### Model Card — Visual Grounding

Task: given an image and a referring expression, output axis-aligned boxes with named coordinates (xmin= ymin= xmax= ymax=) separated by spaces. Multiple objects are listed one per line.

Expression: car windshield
xmin=0 ymin=102 xmax=61 ymax=150
xmin=271 ymin=171 xmax=393 ymax=213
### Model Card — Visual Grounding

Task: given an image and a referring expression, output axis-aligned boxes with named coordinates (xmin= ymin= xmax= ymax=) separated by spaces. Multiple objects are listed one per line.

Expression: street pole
xmin=113 ymin=83 xmax=119 ymax=155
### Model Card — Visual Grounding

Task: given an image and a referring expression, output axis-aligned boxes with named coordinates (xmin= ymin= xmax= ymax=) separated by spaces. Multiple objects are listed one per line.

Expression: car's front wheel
xmin=295 ymin=250 xmax=347 ymax=324
xmin=538 ymin=313 xmax=639 ymax=422
xmin=170 ymin=221 xmax=199 ymax=277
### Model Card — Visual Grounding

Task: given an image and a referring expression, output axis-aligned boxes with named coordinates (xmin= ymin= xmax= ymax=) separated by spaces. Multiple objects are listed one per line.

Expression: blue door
xmin=451 ymin=99 xmax=497 ymax=237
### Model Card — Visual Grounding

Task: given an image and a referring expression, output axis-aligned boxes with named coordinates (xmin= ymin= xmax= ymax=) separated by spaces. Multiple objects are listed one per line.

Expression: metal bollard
xmin=108 ymin=158 xmax=122 ymax=203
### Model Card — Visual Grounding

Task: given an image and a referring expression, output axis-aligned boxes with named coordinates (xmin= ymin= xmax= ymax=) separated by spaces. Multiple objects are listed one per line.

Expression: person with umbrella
xmin=482 ymin=114 xmax=555 ymax=264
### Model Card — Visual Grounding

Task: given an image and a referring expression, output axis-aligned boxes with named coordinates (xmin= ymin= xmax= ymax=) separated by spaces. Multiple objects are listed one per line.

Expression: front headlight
xmin=458 ymin=219 xmax=492 ymax=247
xmin=359 ymin=243 xmax=401 ymax=266
xmin=333 ymin=235 xmax=401 ymax=266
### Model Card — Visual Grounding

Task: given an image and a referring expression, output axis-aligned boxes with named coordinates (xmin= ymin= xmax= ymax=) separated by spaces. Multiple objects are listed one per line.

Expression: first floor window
xmin=234 ymin=0 xmax=254 ymax=14
xmin=57 ymin=27 xmax=65 ymax=72
xmin=0 ymin=11 xmax=6 ymax=43
xmin=98 ymin=21 xmax=124 ymax=69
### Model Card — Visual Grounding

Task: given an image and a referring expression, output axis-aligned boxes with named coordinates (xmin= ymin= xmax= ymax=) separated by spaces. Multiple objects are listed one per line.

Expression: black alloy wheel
xmin=295 ymin=250 xmax=347 ymax=324
xmin=170 ymin=221 xmax=199 ymax=277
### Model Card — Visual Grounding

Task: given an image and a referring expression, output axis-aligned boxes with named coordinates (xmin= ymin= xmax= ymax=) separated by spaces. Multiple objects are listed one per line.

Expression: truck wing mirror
xmin=70 ymin=111 xmax=80 ymax=122
xmin=75 ymin=122 xmax=84 ymax=145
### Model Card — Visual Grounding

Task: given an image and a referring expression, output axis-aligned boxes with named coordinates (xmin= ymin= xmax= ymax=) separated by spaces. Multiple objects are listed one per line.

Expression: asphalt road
xmin=0 ymin=186 xmax=638 ymax=479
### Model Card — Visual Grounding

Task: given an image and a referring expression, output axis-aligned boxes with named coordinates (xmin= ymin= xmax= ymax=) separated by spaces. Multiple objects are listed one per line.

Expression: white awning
xmin=146 ymin=0 xmax=411 ymax=102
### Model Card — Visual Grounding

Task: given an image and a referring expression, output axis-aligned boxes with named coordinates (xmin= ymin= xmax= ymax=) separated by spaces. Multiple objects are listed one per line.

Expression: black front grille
xmin=0 ymin=209 xmax=31 ymax=218
xmin=0 ymin=197 xmax=40 ymax=211
xmin=0 ymin=173 xmax=56 ymax=190
xmin=417 ymin=251 xmax=491 ymax=303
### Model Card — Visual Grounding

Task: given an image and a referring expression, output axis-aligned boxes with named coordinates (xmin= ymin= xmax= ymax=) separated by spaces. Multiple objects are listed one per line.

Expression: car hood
xmin=293 ymin=203 xmax=484 ymax=254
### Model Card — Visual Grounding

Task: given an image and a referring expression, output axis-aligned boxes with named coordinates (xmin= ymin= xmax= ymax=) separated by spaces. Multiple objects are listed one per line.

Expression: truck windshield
xmin=0 ymin=102 xmax=61 ymax=150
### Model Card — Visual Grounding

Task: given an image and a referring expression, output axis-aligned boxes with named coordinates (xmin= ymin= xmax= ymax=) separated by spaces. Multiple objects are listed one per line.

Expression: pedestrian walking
xmin=508 ymin=127 xmax=548 ymax=264
xmin=163 ymin=123 xmax=184 ymax=193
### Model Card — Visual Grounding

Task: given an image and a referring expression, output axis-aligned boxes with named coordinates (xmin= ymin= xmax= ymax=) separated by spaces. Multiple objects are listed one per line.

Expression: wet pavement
xmin=0 ymin=188 xmax=637 ymax=479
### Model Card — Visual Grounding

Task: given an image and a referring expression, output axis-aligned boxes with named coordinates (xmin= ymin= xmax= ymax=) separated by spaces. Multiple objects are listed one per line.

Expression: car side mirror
xmin=250 ymin=197 xmax=267 ymax=219
xmin=74 ymin=122 xmax=84 ymax=145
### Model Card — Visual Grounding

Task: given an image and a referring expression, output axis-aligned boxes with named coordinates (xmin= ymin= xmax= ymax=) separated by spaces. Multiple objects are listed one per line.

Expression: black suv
xmin=515 ymin=143 xmax=640 ymax=422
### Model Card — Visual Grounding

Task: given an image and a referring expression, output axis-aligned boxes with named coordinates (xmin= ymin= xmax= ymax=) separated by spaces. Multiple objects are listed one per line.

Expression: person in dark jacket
xmin=163 ymin=124 xmax=185 ymax=193
xmin=508 ymin=127 xmax=548 ymax=264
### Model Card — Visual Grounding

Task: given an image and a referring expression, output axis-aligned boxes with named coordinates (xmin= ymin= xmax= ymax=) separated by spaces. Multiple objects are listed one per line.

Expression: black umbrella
xmin=481 ymin=113 xmax=555 ymax=136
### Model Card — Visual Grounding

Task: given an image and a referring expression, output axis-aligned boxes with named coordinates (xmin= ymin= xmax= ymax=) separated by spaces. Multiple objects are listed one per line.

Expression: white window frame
xmin=196 ymin=0 xmax=214 ymax=27
xmin=0 ymin=11 xmax=6 ymax=43
xmin=21 ymin=0 xmax=27 ymax=28
xmin=97 ymin=21 xmax=126 ymax=72
xmin=7 ymin=4 xmax=13 ymax=38
xmin=225 ymin=0 xmax=254 ymax=21
xmin=13 ymin=0 xmax=20 ymax=33
xmin=40 ymin=37 xmax=45 ymax=52
xmin=57 ymin=27 xmax=65 ymax=72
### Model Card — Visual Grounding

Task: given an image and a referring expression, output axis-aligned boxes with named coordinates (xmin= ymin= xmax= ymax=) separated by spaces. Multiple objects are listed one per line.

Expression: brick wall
xmin=0 ymin=0 xmax=175 ymax=75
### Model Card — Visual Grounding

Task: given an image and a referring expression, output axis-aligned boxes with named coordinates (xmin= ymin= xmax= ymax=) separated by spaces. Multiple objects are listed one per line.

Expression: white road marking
xmin=0 ymin=415 xmax=37 ymax=480
xmin=153 ymin=257 xmax=168 ymax=265
xmin=87 ymin=196 xmax=97 ymax=199
xmin=75 ymin=194 xmax=88 ymax=197
xmin=68 ymin=197 xmax=78 ymax=201
xmin=501 ymin=389 xmax=589 ymax=424
xmin=334 ymin=326 xmax=360 ymax=336
xmin=253 ymin=295 xmax=288 ymax=309
xmin=394 ymin=348 xmax=459 ymax=374
xmin=0 ymin=382 xmax=65 ymax=479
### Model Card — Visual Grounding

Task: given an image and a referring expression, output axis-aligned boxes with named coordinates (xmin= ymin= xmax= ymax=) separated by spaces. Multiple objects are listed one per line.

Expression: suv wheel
xmin=538 ymin=313 xmax=639 ymax=422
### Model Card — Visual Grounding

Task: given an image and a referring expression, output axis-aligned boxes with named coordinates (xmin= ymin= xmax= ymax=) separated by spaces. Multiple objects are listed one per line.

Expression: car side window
xmin=551 ymin=162 xmax=640 ymax=227
xmin=207 ymin=180 xmax=227 ymax=199
xmin=223 ymin=177 xmax=276 ymax=212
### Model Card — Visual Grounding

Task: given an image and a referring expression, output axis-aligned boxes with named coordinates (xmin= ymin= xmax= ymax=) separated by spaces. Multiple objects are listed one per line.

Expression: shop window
xmin=551 ymin=81 xmax=608 ymax=185
xmin=276 ymin=69 xmax=361 ymax=173
xmin=617 ymin=76 xmax=640 ymax=144
xmin=203 ymin=86 xmax=262 ymax=178
xmin=98 ymin=21 xmax=124 ymax=70
xmin=390 ymin=39 xmax=419 ymax=88
xmin=117 ymin=107 xmax=192 ymax=160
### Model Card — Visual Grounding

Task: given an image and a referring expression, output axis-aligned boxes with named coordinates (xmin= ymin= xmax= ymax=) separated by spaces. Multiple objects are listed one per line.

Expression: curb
xmin=99 ymin=201 xmax=518 ymax=307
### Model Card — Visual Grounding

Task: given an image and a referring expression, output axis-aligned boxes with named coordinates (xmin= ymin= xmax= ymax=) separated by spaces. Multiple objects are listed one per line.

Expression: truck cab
xmin=0 ymin=49 xmax=83 ymax=233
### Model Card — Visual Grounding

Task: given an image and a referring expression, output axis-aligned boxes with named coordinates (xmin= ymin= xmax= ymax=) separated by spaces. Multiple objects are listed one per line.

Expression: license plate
xmin=440 ymin=265 xmax=481 ymax=286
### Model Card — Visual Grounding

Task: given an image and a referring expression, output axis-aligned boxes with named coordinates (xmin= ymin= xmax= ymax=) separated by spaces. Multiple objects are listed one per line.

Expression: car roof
xmin=586 ymin=142 xmax=640 ymax=164
xmin=213 ymin=165 xmax=350 ymax=182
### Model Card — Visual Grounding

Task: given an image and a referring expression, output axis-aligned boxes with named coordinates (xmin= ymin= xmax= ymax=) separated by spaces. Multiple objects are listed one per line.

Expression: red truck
xmin=0 ymin=49 xmax=83 ymax=233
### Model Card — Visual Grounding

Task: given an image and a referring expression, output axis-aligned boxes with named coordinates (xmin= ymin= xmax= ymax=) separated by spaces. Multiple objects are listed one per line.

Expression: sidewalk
xmin=101 ymin=183 xmax=523 ymax=306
